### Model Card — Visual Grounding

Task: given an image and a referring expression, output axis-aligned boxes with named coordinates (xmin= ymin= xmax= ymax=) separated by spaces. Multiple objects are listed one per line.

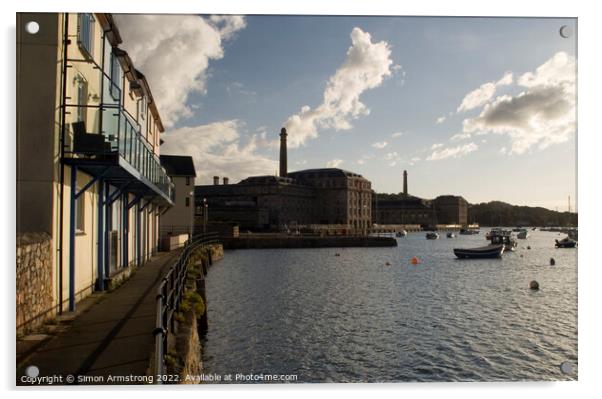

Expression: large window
xmin=78 ymin=13 xmax=95 ymax=57
xmin=76 ymin=77 xmax=88 ymax=125
xmin=109 ymin=52 xmax=121 ymax=101
xmin=76 ymin=186 xmax=85 ymax=233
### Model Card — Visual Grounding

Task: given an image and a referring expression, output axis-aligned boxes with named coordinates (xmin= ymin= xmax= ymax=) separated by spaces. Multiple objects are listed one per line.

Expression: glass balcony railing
xmin=63 ymin=53 xmax=174 ymax=203
xmin=101 ymin=106 xmax=175 ymax=201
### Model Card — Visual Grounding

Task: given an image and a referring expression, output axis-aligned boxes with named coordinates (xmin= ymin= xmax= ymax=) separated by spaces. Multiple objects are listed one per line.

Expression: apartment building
xmin=17 ymin=13 xmax=175 ymax=318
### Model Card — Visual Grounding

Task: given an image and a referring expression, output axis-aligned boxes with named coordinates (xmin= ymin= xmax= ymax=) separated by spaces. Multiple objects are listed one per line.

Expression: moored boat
xmin=555 ymin=236 xmax=577 ymax=248
xmin=447 ymin=232 xmax=456 ymax=238
xmin=426 ymin=232 xmax=439 ymax=240
xmin=460 ymin=228 xmax=479 ymax=235
xmin=517 ymin=229 xmax=529 ymax=239
xmin=490 ymin=230 xmax=518 ymax=251
xmin=454 ymin=244 xmax=505 ymax=259
xmin=396 ymin=230 xmax=407 ymax=237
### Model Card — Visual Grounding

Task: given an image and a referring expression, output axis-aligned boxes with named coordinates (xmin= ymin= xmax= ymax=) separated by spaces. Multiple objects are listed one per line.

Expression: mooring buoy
xmin=411 ymin=256 xmax=419 ymax=265
xmin=530 ymin=280 xmax=539 ymax=290
xmin=550 ymin=258 xmax=556 ymax=266
xmin=527 ymin=246 xmax=531 ymax=250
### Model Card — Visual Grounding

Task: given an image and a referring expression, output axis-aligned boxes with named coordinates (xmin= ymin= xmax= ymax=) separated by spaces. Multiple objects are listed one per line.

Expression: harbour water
xmin=201 ymin=230 xmax=577 ymax=382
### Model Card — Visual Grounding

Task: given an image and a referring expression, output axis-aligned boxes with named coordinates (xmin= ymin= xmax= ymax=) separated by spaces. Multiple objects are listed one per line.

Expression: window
xmin=185 ymin=197 xmax=190 ymax=207
xmin=76 ymin=187 xmax=85 ymax=233
xmin=76 ymin=77 xmax=88 ymax=125
xmin=109 ymin=52 xmax=121 ymax=101
xmin=78 ymin=13 xmax=95 ymax=57
xmin=140 ymin=98 xmax=147 ymax=121
xmin=186 ymin=176 xmax=190 ymax=186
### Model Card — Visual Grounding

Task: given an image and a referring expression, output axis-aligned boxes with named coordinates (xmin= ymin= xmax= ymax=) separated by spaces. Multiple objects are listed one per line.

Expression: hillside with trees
xmin=467 ymin=201 xmax=577 ymax=227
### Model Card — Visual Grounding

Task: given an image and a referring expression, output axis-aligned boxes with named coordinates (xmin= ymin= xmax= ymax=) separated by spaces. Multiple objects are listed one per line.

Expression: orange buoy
xmin=411 ymin=256 xmax=419 ymax=265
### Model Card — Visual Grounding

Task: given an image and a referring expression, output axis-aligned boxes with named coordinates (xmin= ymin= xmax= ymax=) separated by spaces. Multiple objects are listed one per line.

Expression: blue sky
xmin=116 ymin=15 xmax=577 ymax=210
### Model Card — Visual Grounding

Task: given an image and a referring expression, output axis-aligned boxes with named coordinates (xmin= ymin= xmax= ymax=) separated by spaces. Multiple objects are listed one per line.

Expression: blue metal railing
xmin=153 ymin=233 xmax=219 ymax=381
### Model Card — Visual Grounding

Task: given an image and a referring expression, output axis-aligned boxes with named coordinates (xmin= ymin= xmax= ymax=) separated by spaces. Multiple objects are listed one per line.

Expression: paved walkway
xmin=17 ymin=249 xmax=182 ymax=385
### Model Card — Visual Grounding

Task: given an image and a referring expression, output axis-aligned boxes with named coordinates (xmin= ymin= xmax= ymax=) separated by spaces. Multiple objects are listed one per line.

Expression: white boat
xmin=426 ymin=232 xmax=439 ymax=240
xmin=395 ymin=230 xmax=407 ymax=237
xmin=490 ymin=230 xmax=518 ymax=251
xmin=447 ymin=232 xmax=456 ymax=238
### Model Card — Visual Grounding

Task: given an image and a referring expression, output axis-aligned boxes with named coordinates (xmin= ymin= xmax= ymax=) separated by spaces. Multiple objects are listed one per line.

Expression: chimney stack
xmin=279 ymin=127 xmax=288 ymax=177
xmin=213 ymin=176 xmax=219 ymax=185
xmin=403 ymin=170 xmax=408 ymax=196
xmin=223 ymin=177 xmax=229 ymax=185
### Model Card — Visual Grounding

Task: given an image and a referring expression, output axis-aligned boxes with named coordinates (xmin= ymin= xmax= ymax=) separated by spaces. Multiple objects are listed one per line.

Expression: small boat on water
xmin=426 ymin=232 xmax=439 ymax=240
xmin=517 ymin=229 xmax=529 ymax=239
xmin=447 ymin=232 xmax=456 ymax=238
xmin=490 ymin=230 xmax=518 ymax=251
xmin=460 ymin=228 xmax=479 ymax=235
xmin=485 ymin=228 xmax=502 ymax=240
xmin=555 ymin=236 xmax=577 ymax=248
xmin=454 ymin=244 xmax=505 ymax=259
xmin=396 ymin=230 xmax=408 ymax=237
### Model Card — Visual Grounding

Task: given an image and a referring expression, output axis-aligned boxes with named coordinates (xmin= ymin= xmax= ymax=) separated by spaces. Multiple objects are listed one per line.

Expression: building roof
xmin=288 ymin=168 xmax=365 ymax=179
xmin=239 ymin=175 xmax=296 ymax=185
xmin=160 ymin=155 xmax=196 ymax=177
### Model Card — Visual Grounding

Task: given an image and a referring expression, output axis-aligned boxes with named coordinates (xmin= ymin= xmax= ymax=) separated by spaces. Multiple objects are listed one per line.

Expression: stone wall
xmin=16 ymin=232 xmax=54 ymax=335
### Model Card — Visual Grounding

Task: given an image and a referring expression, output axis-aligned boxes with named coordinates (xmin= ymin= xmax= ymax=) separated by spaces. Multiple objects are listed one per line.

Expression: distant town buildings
xmin=373 ymin=170 xmax=469 ymax=227
xmin=17 ymin=13 xmax=178 ymax=329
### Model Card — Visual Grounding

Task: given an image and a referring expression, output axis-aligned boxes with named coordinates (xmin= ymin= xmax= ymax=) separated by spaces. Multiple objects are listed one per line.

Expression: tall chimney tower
xmin=279 ymin=127 xmax=288 ymax=177
xmin=403 ymin=170 xmax=408 ymax=196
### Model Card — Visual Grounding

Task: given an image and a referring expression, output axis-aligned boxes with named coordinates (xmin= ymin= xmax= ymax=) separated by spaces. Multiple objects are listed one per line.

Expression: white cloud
xmin=209 ymin=15 xmax=246 ymax=40
xmin=326 ymin=159 xmax=344 ymax=168
xmin=161 ymin=120 xmax=277 ymax=183
xmin=391 ymin=131 xmax=405 ymax=138
xmin=426 ymin=143 xmax=478 ymax=161
xmin=384 ymin=151 xmax=399 ymax=161
xmin=462 ymin=52 xmax=576 ymax=154
xmin=411 ymin=156 xmax=421 ymax=162
xmin=430 ymin=143 xmax=444 ymax=150
xmin=450 ymin=132 xmax=472 ymax=141
xmin=457 ymin=71 xmax=513 ymax=113
xmin=436 ymin=116 xmax=446 ymax=124
xmin=114 ymin=15 xmax=246 ymax=128
xmin=357 ymin=159 xmax=366 ymax=165
xmin=284 ymin=27 xmax=395 ymax=148
xmin=372 ymin=141 xmax=388 ymax=149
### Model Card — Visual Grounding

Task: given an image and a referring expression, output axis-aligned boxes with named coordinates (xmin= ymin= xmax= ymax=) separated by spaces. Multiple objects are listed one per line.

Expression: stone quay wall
xmin=16 ymin=232 xmax=54 ymax=335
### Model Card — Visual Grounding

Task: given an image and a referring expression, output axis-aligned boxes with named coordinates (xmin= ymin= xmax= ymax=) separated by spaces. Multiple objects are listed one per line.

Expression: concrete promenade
xmin=17 ymin=249 xmax=182 ymax=385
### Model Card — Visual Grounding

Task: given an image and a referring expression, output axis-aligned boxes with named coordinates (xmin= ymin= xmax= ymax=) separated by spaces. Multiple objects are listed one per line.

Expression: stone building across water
xmin=195 ymin=128 xmax=372 ymax=233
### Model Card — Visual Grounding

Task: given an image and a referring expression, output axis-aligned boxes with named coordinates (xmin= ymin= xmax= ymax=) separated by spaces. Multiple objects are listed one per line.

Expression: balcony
xmin=62 ymin=68 xmax=174 ymax=205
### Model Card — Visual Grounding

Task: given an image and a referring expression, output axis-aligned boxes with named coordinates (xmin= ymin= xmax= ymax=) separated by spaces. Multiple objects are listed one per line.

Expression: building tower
xmin=403 ymin=170 xmax=408 ymax=196
xmin=279 ymin=127 xmax=288 ymax=177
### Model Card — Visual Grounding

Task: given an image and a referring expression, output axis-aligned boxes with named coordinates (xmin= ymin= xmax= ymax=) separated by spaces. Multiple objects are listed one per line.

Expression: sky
xmin=114 ymin=15 xmax=577 ymax=211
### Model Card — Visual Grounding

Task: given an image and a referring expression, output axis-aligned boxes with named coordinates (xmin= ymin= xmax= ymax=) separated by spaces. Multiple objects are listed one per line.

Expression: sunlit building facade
xmin=17 ymin=12 xmax=174 ymax=318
